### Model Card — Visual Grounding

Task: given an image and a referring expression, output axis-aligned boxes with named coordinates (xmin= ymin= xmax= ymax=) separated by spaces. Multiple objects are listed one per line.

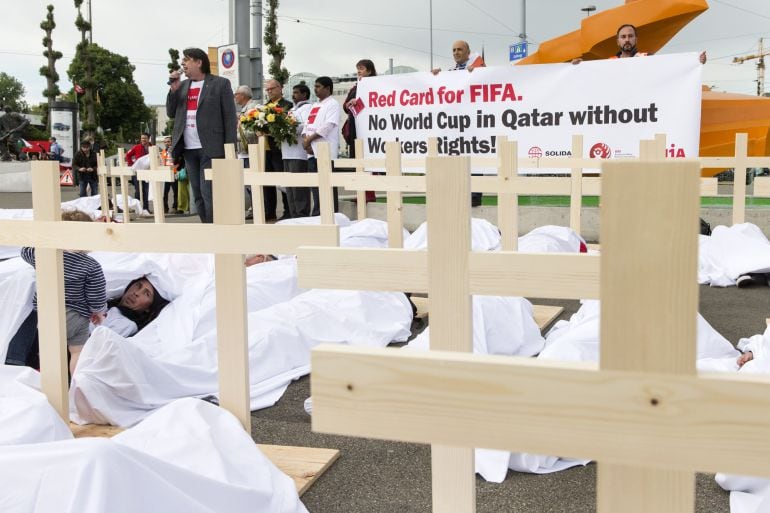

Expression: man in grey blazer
xmin=167 ymin=48 xmax=237 ymax=223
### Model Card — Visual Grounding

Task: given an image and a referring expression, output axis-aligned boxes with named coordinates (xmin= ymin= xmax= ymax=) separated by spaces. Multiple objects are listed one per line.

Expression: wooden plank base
xmin=258 ymin=444 xmax=341 ymax=496
xmin=532 ymin=305 xmax=565 ymax=331
xmin=410 ymin=298 xmax=563 ymax=331
xmin=70 ymin=423 xmax=340 ymax=496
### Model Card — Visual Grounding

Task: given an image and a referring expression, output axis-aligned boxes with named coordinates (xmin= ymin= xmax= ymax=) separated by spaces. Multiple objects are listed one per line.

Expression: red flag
xmin=74 ymin=84 xmax=84 ymax=94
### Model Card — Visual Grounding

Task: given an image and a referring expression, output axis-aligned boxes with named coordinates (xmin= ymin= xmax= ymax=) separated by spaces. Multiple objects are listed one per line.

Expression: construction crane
xmin=733 ymin=38 xmax=769 ymax=97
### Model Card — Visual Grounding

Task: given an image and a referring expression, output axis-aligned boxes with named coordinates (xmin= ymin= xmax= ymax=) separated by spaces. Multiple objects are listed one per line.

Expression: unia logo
xmin=528 ymin=146 xmax=543 ymax=158
xmin=589 ymin=142 xmax=611 ymax=159
xmin=666 ymin=144 xmax=686 ymax=158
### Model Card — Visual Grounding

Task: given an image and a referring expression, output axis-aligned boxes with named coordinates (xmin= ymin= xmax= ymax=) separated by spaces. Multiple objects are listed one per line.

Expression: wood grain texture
xmin=496 ymin=138 xmax=518 ymax=250
xmin=247 ymin=139 xmax=267 ymax=224
xmin=532 ymin=305 xmax=564 ymax=331
xmin=311 ymin=344 xmax=770 ymax=477
xmin=732 ymin=133 xmax=749 ymax=225
xmin=570 ymin=135 xmax=584 ymax=234
xmin=211 ymin=158 xmax=250 ymax=430
xmin=469 ymin=252 xmax=600 ymax=299
xmin=385 ymin=141 xmax=404 ymax=248
xmin=355 ymin=139 xmax=367 ymax=220
xmin=296 ymin=247 xmax=427 ymax=292
xmin=598 ymin=158 xmax=700 ymax=513
xmin=315 ymin=143 xmax=335 ymax=225
xmin=0 ymin=221 xmax=339 ymax=255
xmin=755 ymin=177 xmax=770 ymax=197
xmin=30 ymin=161 xmax=69 ymax=421
xmin=425 ymin=155 xmax=475 ymax=513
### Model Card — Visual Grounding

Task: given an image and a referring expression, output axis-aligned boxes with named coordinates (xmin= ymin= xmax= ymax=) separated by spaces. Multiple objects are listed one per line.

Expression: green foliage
xmin=67 ymin=44 xmax=151 ymax=142
xmin=40 ymin=4 xmax=61 ymax=106
xmin=264 ymin=0 xmax=289 ymax=85
xmin=0 ymin=72 xmax=27 ymax=112
xmin=168 ymin=49 xmax=181 ymax=73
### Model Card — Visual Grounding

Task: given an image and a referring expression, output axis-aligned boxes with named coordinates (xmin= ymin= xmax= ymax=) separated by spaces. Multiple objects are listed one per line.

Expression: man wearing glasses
xmin=263 ymin=79 xmax=294 ymax=221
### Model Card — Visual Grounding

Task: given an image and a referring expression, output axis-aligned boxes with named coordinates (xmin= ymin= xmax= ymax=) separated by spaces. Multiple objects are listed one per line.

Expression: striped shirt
xmin=21 ymin=247 xmax=107 ymax=318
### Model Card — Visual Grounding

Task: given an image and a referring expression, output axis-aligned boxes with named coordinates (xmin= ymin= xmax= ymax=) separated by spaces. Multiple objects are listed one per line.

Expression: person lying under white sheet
xmin=0 ymin=366 xmax=307 ymax=513
xmin=699 ymin=223 xmax=770 ymax=287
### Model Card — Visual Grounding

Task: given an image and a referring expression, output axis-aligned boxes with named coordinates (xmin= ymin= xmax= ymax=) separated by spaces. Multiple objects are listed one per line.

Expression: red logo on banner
xmin=589 ymin=142 xmax=611 ymax=159
xmin=666 ymin=144 xmax=686 ymax=158
xmin=528 ymin=146 xmax=543 ymax=158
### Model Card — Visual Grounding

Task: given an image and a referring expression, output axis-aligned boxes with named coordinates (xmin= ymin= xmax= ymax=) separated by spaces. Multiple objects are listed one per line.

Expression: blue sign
xmin=509 ymin=41 xmax=528 ymax=62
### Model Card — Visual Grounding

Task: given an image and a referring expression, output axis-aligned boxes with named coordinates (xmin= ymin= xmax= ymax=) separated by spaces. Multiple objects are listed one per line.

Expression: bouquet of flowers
xmin=239 ymin=103 xmax=298 ymax=147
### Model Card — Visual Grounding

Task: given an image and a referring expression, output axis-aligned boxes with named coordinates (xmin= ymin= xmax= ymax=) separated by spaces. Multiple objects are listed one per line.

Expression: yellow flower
xmin=266 ymin=113 xmax=276 ymax=123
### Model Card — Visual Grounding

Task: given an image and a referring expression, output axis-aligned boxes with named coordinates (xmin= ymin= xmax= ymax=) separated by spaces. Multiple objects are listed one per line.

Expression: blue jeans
xmin=184 ymin=149 xmax=214 ymax=223
xmin=79 ymin=172 xmax=98 ymax=197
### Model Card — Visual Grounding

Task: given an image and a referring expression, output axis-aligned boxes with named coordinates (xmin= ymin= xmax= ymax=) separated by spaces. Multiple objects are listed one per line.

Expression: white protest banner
xmin=355 ymin=53 xmax=702 ymax=174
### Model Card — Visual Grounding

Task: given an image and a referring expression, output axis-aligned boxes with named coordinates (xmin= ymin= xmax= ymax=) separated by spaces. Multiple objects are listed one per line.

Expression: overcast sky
xmin=2 ymin=0 xmax=770 ymax=106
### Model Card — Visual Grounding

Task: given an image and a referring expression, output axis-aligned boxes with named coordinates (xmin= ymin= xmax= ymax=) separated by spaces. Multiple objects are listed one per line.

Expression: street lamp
xmin=581 ymin=5 xmax=596 ymax=16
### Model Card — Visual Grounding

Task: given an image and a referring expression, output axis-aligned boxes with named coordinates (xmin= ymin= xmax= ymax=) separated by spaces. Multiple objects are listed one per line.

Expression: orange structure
xmin=518 ymin=0 xmax=770 ymax=174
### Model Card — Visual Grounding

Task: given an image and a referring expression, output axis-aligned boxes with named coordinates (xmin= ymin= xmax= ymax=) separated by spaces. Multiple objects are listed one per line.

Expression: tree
xmin=264 ymin=0 xmax=289 ymax=85
xmin=0 ymin=73 xmax=27 ymax=112
xmin=73 ymin=0 xmax=96 ymax=135
xmin=39 ymin=4 xmax=62 ymax=125
xmin=67 ymin=44 xmax=151 ymax=142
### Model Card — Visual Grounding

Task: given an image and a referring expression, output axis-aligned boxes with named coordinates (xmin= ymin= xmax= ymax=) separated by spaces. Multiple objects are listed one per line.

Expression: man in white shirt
xmin=282 ymin=83 xmax=313 ymax=217
xmin=301 ymin=76 xmax=341 ymax=216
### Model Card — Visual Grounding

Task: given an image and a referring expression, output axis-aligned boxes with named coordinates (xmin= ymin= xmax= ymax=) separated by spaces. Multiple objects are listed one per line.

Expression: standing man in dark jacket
xmin=73 ymin=140 xmax=98 ymax=197
xmin=166 ymin=48 xmax=237 ymax=223
xmin=263 ymin=79 xmax=293 ymax=220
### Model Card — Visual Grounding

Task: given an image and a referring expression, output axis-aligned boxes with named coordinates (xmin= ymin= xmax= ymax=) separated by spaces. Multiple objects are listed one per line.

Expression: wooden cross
xmin=0 ymin=159 xmax=339 ymax=430
xmin=134 ymin=146 xmax=176 ymax=223
xmin=297 ymin=155 xmax=600 ymax=512
xmin=298 ymin=154 xmax=770 ymax=513
xmin=204 ymin=140 xmax=338 ymax=225
xmin=108 ymin=148 xmax=138 ymax=223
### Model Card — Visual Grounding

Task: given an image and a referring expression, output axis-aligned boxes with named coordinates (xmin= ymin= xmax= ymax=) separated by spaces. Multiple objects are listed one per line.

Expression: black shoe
xmin=737 ymin=273 xmax=768 ymax=288
xmin=245 ymin=211 xmax=253 ymax=220
xmin=277 ymin=214 xmax=292 ymax=222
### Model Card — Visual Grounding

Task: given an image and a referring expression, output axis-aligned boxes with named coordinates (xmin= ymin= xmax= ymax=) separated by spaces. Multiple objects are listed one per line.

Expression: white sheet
xmin=71 ymin=289 xmax=413 ymax=427
xmin=699 ymin=223 xmax=770 ymax=287
xmin=0 ymin=365 xmax=73 ymax=445
xmin=0 ymin=397 xmax=307 ymax=513
xmin=714 ymin=325 xmax=770 ymax=513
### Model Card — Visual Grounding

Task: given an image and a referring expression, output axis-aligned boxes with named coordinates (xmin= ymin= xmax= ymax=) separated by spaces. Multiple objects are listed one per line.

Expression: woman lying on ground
xmin=5 ymin=276 xmax=169 ymax=371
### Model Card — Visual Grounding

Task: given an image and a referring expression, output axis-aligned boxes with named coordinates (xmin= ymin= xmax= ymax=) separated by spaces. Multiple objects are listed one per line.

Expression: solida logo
xmin=528 ymin=146 xmax=543 ymax=158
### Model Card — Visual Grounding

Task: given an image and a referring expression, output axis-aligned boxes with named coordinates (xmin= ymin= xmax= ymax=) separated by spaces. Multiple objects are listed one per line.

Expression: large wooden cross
xmin=0 ymin=159 xmax=339 ymax=430
xmin=297 ymin=154 xmax=600 ymax=512
xmin=298 ymin=154 xmax=770 ymax=513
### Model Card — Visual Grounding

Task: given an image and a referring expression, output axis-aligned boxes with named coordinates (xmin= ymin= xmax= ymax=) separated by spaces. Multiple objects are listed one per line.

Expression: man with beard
xmin=574 ymin=24 xmax=706 ymax=63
